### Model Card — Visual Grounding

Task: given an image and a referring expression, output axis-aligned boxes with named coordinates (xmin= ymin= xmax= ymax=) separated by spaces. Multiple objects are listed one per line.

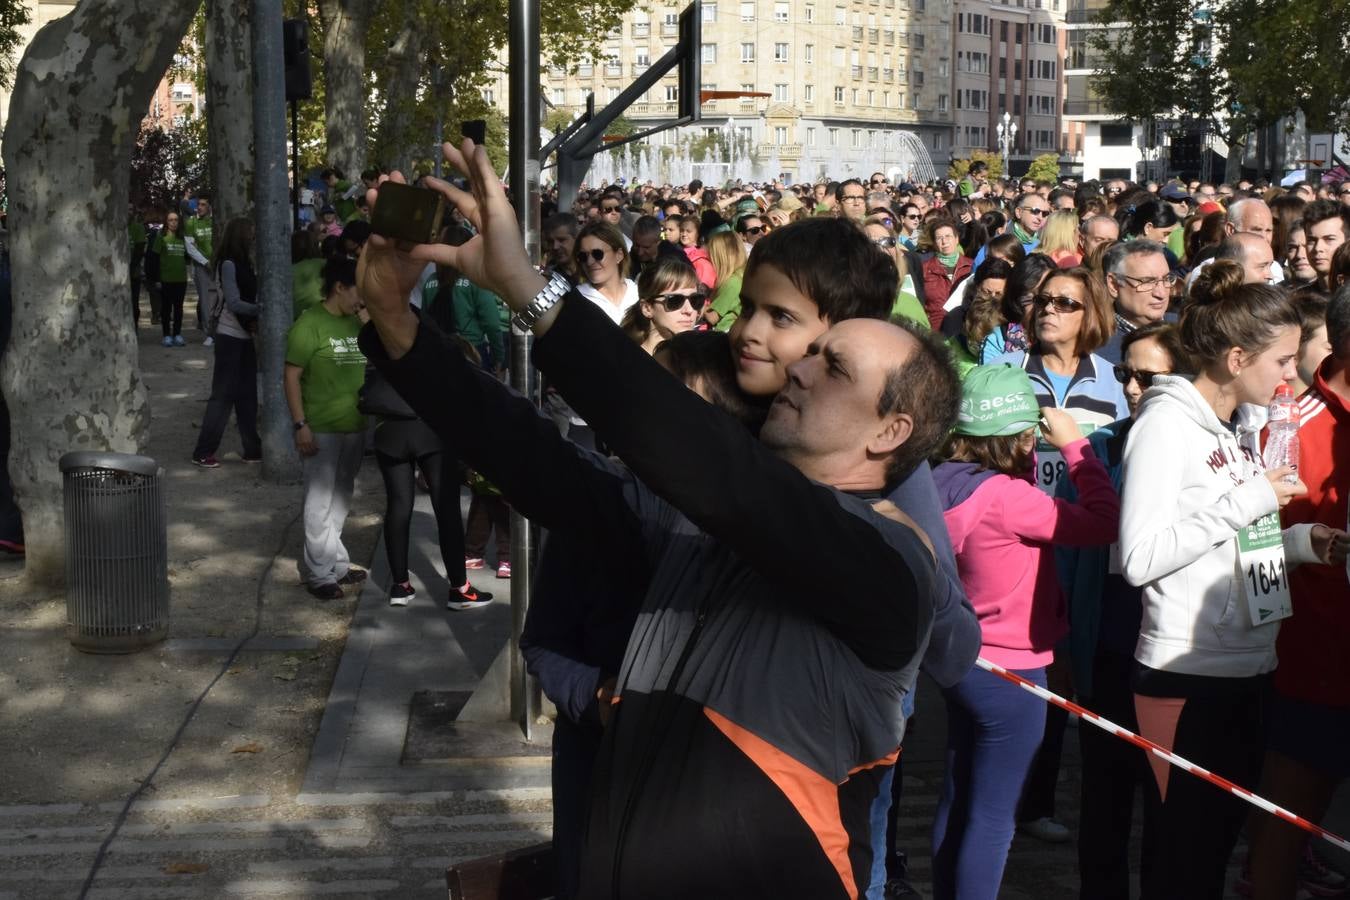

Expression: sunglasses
xmin=903 ymin=213 xmax=921 ymax=220
xmin=842 ymin=194 xmax=867 ymax=202
xmin=601 ymin=204 xmax=622 ymax=213
xmin=739 ymin=225 xmax=767 ymax=235
xmin=875 ymin=217 xmax=895 ymax=228
xmin=1032 ymin=293 xmax=1085 ymax=313
xmin=872 ymin=236 xmax=897 ymax=249
xmin=577 ymin=247 xmax=610 ymax=263
xmin=650 ymin=291 xmax=707 ymax=311
xmin=1020 ymin=206 xmax=1049 ymax=217
xmin=1113 ymin=365 xmax=1164 ymax=388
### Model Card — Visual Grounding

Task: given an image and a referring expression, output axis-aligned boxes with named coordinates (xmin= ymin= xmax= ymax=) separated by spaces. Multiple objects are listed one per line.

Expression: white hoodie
xmin=1119 ymin=375 xmax=1317 ymax=678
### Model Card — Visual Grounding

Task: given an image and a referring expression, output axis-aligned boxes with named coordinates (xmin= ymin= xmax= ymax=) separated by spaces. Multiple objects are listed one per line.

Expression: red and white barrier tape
xmin=975 ymin=657 xmax=1350 ymax=853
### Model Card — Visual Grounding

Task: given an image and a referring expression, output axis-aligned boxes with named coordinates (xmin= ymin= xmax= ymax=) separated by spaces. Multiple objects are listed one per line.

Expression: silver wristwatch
xmin=511 ymin=271 xmax=573 ymax=333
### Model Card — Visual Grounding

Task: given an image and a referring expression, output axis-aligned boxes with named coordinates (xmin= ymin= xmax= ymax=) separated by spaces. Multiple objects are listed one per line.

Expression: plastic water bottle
xmin=1265 ymin=384 xmax=1300 ymax=483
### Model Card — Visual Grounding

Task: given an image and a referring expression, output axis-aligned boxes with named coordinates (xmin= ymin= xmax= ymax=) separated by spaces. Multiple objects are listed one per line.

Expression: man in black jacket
xmin=356 ymin=142 xmax=960 ymax=899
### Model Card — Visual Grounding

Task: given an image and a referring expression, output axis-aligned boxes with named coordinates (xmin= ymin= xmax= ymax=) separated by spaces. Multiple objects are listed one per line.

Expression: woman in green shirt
xmin=284 ymin=257 xmax=369 ymax=600
xmin=153 ymin=211 xmax=189 ymax=347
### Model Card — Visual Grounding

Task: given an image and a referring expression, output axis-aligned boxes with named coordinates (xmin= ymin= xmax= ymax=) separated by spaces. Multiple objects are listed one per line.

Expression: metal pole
xmin=432 ymin=64 xmax=443 ymax=180
xmin=253 ymin=0 xmax=300 ymax=483
xmin=508 ymin=0 xmax=541 ymax=740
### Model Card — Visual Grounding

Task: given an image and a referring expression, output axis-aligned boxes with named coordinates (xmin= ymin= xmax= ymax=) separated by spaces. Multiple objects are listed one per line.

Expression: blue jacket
xmin=989 ymin=349 xmax=1129 ymax=435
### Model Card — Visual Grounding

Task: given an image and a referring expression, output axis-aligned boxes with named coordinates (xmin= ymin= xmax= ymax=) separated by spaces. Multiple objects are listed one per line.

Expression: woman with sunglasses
xmin=1115 ymin=261 xmax=1339 ymax=899
xmin=920 ymin=219 xmax=974 ymax=330
xmin=573 ymin=221 xmax=638 ymax=324
xmin=621 ymin=257 xmax=706 ymax=355
xmin=703 ymin=231 xmax=747 ymax=333
xmin=864 ymin=213 xmax=928 ymax=327
xmin=1055 ymin=322 xmax=1185 ymax=899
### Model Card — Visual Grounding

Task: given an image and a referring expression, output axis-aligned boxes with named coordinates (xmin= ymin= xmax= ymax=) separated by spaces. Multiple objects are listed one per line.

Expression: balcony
xmin=883 ymin=67 xmax=893 ymax=80
xmin=632 ymin=22 xmax=650 ymax=37
xmin=867 ymin=66 xmax=878 ymax=80
xmin=1063 ymin=98 xmax=1113 ymax=115
xmin=661 ymin=22 xmax=678 ymax=35
xmin=578 ymin=64 xmax=593 ymax=76
xmin=852 ymin=65 xmax=863 ymax=79
xmin=853 ymin=26 xmax=864 ymax=40
xmin=885 ymin=30 xmax=894 ymax=45
xmin=604 ymin=63 xmax=622 ymax=76
xmin=628 ymin=101 xmax=679 ymax=116
xmin=868 ymin=27 xmax=879 ymax=41
xmin=633 ymin=62 xmax=650 ymax=75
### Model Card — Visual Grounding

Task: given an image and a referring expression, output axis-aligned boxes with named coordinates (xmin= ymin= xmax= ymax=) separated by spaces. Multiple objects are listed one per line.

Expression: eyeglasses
xmin=1113 ymin=365 xmax=1164 ymax=388
xmin=1019 ymin=206 xmax=1049 ymax=217
xmin=842 ymin=193 xmax=867 ymax=202
xmin=651 ymin=291 xmax=707 ymax=311
xmin=1116 ymin=273 xmax=1179 ymax=291
xmin=1032 ymin=293 xmax=1085 ymax=313
xmin=577 ymin=247 xmax=609 ymax=263
xmin=1106 ymin=187 xmax=1123 ymax=195
xmin=903 ymin=213 xmax=921 ymax=221
xmin=875 ymin=217 xmax=895 ymax=228
xmin=1339 ymin=189 xmax=1350 ymax=197
xmin=739 ymin=225 xmax=766 ymax=235
xmin=601 ymin=204 xmax=621 ymax=213
xmin=872 ymin=236 xmax=897 ymax=249
xmin=870 ymin=179 xmax=887 ymax=186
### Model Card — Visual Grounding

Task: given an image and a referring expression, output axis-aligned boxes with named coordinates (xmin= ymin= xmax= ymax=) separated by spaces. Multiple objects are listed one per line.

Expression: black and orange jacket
xmin=362 ymin=294 xmax=937 ymax=900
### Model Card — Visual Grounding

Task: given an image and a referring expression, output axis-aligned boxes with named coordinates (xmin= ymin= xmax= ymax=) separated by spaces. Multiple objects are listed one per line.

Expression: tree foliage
xmin=1091 ymin=0 xmax=1350 ymax=143
xmin=1025 ymin=152 xmax=1060 ymax=183
xmin=130 ymin=114 xmax=209 ymax=211
xmin=0 ymin=0 xmax=31 ymax=90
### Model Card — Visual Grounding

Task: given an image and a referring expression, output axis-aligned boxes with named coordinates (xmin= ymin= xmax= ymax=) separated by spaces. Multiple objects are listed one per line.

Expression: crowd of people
xmin=127 ymin=148 xmax=1350 ymax=900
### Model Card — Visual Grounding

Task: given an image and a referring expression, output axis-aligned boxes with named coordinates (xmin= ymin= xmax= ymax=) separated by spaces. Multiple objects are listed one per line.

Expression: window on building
xmin=913 ymin=33 xmax=924 ymax=49
xmin=852 ymin=128 xmax=861 ymax=147
xmin=482 ymin=88 xmax=495 ymax=104
xmin=835 ymin=5 xmax=847 ymax=24
xmin=939 ymin=58 xmax=949 ymax=77
xmin=805 ymin=3 xmax=814 ymax=20
xmin=702 ymin=43 xmax=717 ymax=63
xmin=832 ymin=46 xmax=845 ymax=66
xmin=867 ymin=89 xmax=875 ymax=104
xmin=804 ymin=83 xmax=814 ymax=102
xmin=775 ymin=42 xmax=790 ymax=61
xmin=636 ymin=49 xmax=650 ymax=68
xmin=1014 ymin=59 xmax=1022 ymax=80
xmin=834 ymin=85 xmax=846 ymax=102
xmin=700 ymin=4 xmax=716 ymax=22
xmin=1000 ymin=20 xmax=1009 ymax=41
xmin=741 ymin=1 xmax=756 ymax=20
xmin=1100 ymin=123 xmax=1133 ymax=146
xmin=829 ymin=127 xmax=839 ymax=145
xmin=741 ymin=42 xmax=755 ymax=62
xmin=607 ymin=86 xmax=619 ymax=101
xmin=775 ymin=82 xmax=791 ymax=101
xmin=774 ymin=1 xmax=790 ymax=20
xmin=938 ymin=93 xmax=948 ymax=111
xmin=1015 ymin=23 xmax=1024 ymax=42
xmin=804 ymin=43 xmax=814 ymax=63
xmin=807 ymin=126 xmax=816 ymax=145
xmin=775 ymin=126 xmax=788 ymax=144
xmin=665 ymin=85 xmax=679 ymax=101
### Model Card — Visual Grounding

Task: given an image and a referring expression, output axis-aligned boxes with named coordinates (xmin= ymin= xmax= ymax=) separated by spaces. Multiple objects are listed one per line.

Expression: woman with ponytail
xmin=1117 ymin=260 xmax=1340 ymax=898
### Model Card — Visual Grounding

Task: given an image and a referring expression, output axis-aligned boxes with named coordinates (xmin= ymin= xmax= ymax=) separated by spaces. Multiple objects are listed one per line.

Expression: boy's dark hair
xmin=1303 ymin=199 xmax=1350 ymax=242
xmin=744 ymin=217 xmax=896 ymax=322
xmin=969 ymin=160 xmax=988 ymax=175
xmin=879 ymin=318 xmax=962 ymax=487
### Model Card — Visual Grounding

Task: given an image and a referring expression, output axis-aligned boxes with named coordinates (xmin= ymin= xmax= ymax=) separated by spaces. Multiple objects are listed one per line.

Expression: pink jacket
xmin=935 ymin=438 xmax=1119 ymax=669
xmin=684 ymin=246 xmax=717 ymax=289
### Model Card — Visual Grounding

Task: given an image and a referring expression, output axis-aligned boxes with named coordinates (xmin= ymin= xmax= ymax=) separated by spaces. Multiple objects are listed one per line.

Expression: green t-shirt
xmin=185 ymin=215 xmax=213 ymax=261
xmin=335 ymin=181 xmax=356 ymax=222
xmin=292 ymin=258 xmax=325 ymax=321
xmin=890 ymin=276 xmax=928 ymax=327
xmin=1167 ymin=224 xmax=1186 ymax=260
xmin=129 ymin=220 xmax=146 ymax=250
xmin=285 ymin=304 xmax=367 ymax=433
xmin=452 ymin=277 xmax=506 ymax=364
xmin=154 ymin=232 xmax=188 ymax=283
xmin=709 ymin=269 xmax=743 ymax=333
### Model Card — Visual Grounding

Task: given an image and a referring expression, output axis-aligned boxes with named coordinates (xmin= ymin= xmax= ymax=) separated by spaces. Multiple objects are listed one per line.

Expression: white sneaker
xmin=389 ymin=581 xmax=414 ymax=607
xmin=161 ymin=336 xmax=173 ymax=347
xmin=1020 ymin=817 xmax=1072 ymax=843
xmin=203 ymin=336 xmax=214 ymax=347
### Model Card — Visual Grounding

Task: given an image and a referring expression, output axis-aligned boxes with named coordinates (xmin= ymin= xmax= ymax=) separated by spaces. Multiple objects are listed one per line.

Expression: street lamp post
xmin=996 ymin=111 xmax=1018 ymax=178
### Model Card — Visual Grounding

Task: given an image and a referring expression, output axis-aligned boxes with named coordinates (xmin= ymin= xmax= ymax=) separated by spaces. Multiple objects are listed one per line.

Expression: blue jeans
xmin=866 ymin=690 xmax=917 ymax=899
xmin=931 ymin=664 xmax=1047 ymax=900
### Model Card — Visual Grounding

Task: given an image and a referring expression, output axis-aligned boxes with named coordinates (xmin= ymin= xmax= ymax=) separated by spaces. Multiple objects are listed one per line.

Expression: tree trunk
xmin=377 ymin=0 xmax=423 ymax=175
xmin=206 ymin=0 xmax=255 ymax=227
xmin=318 ymin=0 xmax=375 ymax=177
xmin=1 ymin=0 xmax=201 ymax=584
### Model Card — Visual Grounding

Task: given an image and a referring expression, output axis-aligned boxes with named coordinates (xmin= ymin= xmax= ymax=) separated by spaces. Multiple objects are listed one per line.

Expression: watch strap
xmin=511 ymin=271 xmax=573 ymax=333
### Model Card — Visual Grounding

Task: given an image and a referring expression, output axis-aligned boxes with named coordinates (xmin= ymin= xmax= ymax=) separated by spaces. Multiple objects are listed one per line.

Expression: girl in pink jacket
xmin=930 ymin=363 xmax=1119 ymax=900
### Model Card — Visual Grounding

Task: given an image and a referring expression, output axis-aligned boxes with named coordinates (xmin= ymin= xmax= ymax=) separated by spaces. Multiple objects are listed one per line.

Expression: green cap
xmin=954 ymin=365 xmax=1040 ymax=437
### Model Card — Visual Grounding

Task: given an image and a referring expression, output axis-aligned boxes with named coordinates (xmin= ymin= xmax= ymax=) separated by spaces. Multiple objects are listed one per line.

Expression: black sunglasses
xmin=1113 ymin=365 xmax=1163 ymax=388
xmin=650 ymin=291 xmax=707 ymax=311
xmin=1032 ymin=293 xmax=1085 ymax=313
xmin=601 ymin=204 xmax=622 ymax=213
xmin=872 ymin=236 xmax=897 ymax=249
xmin=577 ymin=247 xmax=609 ymax=263
xmin=1020 ymin=206 xmax=1049 ymax=217
xmin=739 ymin=225 xmax=766 ymax=236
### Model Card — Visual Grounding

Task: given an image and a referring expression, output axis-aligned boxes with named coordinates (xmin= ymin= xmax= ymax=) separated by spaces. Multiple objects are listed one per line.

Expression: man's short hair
xmin=835 ymin=178 xmax=865 ymax=202
xmin=1102 ymin=239 xmax=1167 ymax=279
xmin=1328 ymin=283 xmax=1350 ymax=356
xmin=543 ymin=212 xmax=579 ymax=236
xmin=1303 ymin=200 xmax=1350 ymax=240
xmin=632 ymin=215 xmax=662 ymax=241
xmin=745 ymin=217 xmax=896 ymax=323
xmin=877 ymin=320 xmax=961 ymax=487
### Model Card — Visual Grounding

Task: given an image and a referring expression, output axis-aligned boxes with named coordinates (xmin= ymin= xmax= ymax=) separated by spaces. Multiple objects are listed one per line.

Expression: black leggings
xmin=160 ymin=281 xmax=186 ymax=337
xmin=375 ymin=449 xmax=466 ymax=587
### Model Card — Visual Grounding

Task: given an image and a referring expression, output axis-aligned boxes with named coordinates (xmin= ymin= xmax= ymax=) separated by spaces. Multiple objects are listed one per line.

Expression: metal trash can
xmin=60 ymin=451 xmax=168 ymax=653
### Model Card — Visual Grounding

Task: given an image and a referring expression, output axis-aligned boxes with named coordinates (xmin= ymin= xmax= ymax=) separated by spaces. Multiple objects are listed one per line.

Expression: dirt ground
xmin=0 ymin=305 xmax=384 ymax=808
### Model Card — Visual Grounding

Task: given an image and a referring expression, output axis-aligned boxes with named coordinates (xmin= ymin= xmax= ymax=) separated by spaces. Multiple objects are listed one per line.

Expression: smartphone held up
xmin=369 ymin=181 xmax=446 ymax=246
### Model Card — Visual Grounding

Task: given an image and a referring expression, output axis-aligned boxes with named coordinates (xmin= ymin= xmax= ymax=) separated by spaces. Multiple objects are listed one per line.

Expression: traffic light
xmin=283 ymin=20 xmax=313 ymax=102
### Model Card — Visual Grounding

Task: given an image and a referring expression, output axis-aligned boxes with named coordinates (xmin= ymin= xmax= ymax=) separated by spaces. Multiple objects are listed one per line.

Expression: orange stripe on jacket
xmin=703 ymin=707 xmax=859 ymax=899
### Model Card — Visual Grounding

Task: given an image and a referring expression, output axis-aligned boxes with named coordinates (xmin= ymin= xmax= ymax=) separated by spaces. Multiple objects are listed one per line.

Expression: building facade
xmin=1061 ymin=0 xmax=1144 ymax=181
xmin=494 ymin=0 xmax=959 ymax=185
xmin=949 ymin=0 xmax=1076 ymax=174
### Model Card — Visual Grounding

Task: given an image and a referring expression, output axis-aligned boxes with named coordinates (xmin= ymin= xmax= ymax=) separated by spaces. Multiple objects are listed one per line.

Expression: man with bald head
xmin=1080 ymin=215 xmax=1120 ymax=258
xmin=1223 ymin=198 xmax=1283 ymax=282
xmin=357 ymin=140 xmax=966 ymax=898
xmin=1218 ymin=232 xmax=1276 ymax=284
